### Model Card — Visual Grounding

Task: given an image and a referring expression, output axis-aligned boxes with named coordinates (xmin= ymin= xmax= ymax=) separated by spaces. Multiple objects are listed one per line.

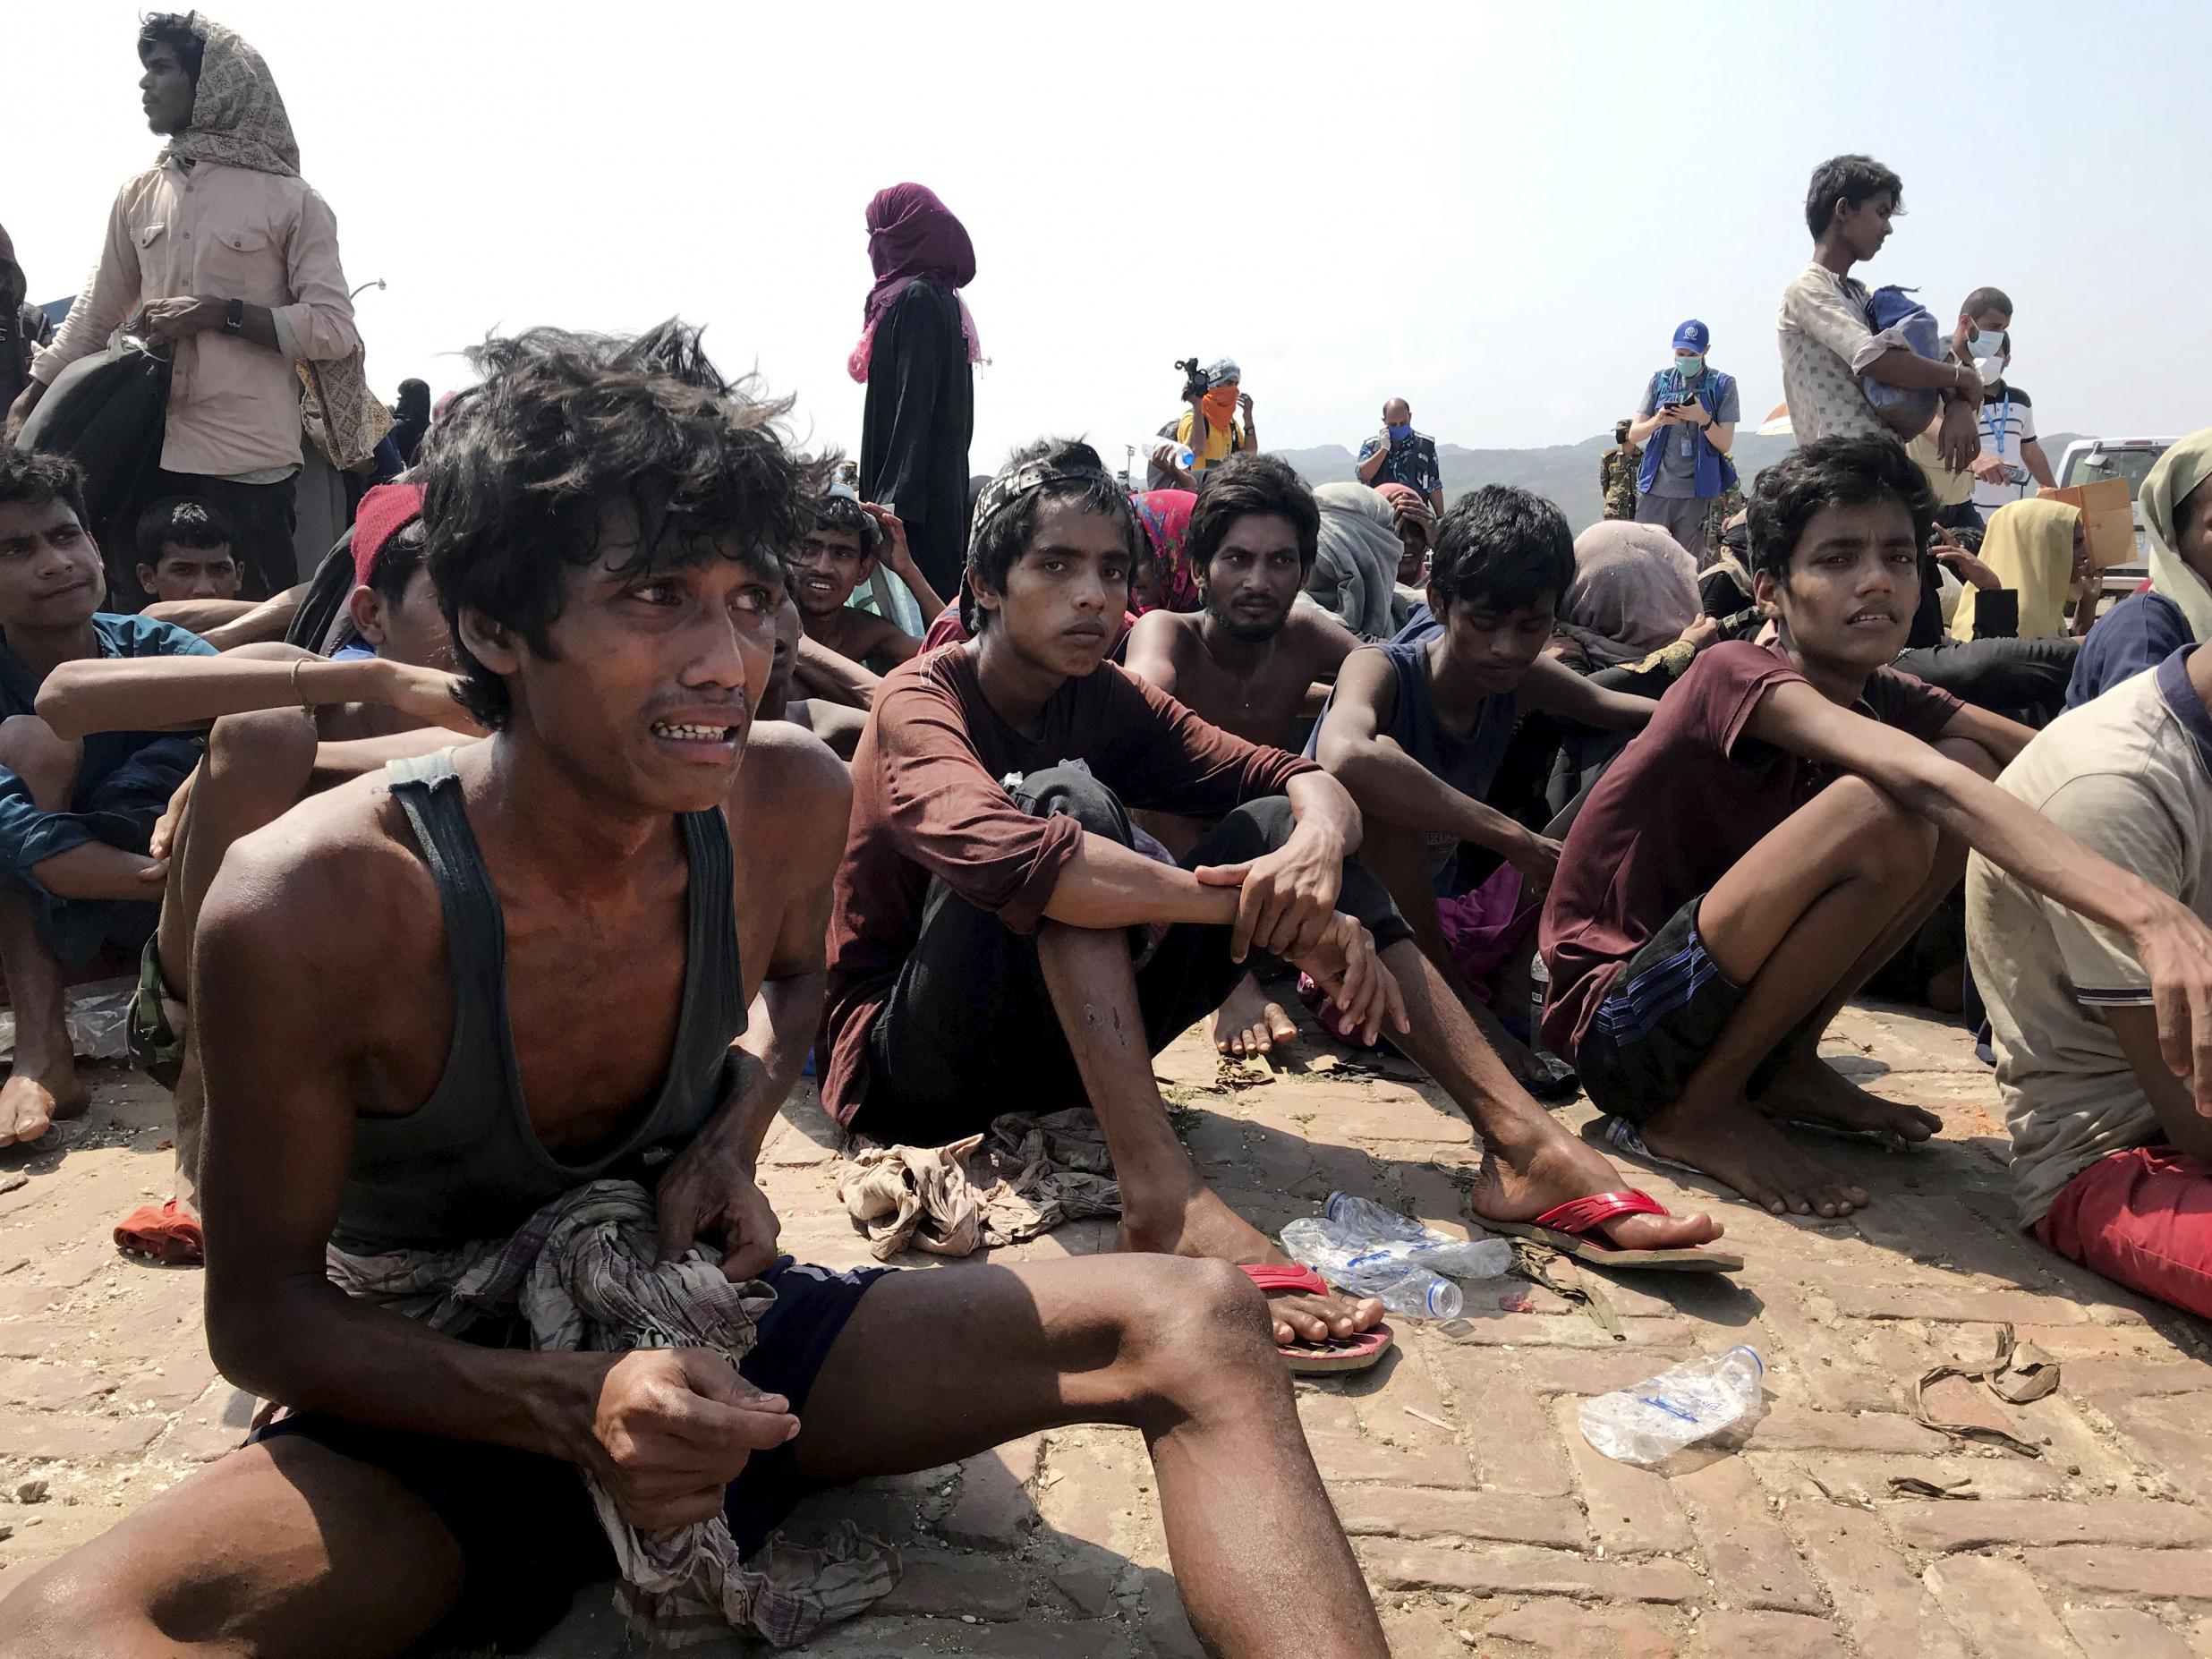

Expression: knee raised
xmin=1125 ymin=1258 xmax=1280 ymax=1415
xmin=205 ymin=707 xmax=317 ymax=782
xmin=1935 ymin=735 xmax=2003 ymax=782
xmin=1019 ymin=764 xmax=1129 ymax=842
xmin=0 ymin=1570 xmax=108 ymax=1659
xmin=1829 ymin=774 xmax=1938 ymax=876
xmin=0 ymin=715 xmax=77 ymax=790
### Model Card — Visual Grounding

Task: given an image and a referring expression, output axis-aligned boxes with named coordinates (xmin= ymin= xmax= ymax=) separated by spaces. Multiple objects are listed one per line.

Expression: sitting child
xmin=1969 ymin=642 xmax=2212 ymax=1317
xmin=1540 ymin=436 xmax=2212 ymax=1219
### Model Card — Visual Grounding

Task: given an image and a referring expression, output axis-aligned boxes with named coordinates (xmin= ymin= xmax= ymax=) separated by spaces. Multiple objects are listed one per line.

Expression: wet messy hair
xmin=1188 ymin=452 xmax=1320 ymax=580
xmin=964 ymin=438 xmax=1138 ymax=633
xmin=1428 ymin=485 xmax=1574 ymax=617
xmin=422 ymin=319 xmax=830 ymax=730
xmin=811 ymin=492 xmax=881 ymax=559
xmin=0 ymin=449 xmax=89 ymax=533
xmin=1747 ymin=436 xmax=1935 ymax=584
xmin=136 ymin=13 xmax=205 ymax=82
xmin=136 ymin=495 xmax=233 ymax=570
xmin=1805 ymin=154 xmax=1902 ymax=238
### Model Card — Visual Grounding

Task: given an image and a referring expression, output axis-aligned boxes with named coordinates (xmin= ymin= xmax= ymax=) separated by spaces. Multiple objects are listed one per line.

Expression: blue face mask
xmin=1386 ymin=422 xmax=1412 ymax=443
xmin=1967 ymin=329 xmax=2005 ymax=360
xmin=1673 ymin=354 xmax=1705 ymax=379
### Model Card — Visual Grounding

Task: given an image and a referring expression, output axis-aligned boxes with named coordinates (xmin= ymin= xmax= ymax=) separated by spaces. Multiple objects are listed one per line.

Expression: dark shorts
xmin=851 ymin=764 xmax=1415 ymax=1147
xmin=251 ymin=1255 xmax=890 ymax=1654
xmin=1573 ymin=895 xmax=1800 ymax=1125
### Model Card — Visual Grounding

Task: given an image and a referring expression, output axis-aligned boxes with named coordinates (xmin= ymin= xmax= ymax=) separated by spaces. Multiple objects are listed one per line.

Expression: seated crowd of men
xmin=0 ymin=312 xmax=2208 ymax=1655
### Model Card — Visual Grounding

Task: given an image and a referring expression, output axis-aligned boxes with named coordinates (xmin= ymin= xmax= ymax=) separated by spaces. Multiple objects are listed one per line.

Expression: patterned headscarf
xmin=959 ymin=454 xmax=1118 ymax=633
xmin=162 ymin=16 xmax=301 ymax=178
xmin=1130 ymin=489 xmax=1198 ymax=612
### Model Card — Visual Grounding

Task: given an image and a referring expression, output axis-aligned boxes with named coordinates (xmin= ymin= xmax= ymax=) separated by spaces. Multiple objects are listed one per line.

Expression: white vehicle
xmin=2055 ymin=436 xmax=2176 ymax=594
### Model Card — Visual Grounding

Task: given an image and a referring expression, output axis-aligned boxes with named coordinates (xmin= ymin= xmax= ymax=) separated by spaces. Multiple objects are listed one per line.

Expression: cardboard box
xmin=2044 ymin=478 xmax=2135 ymax=570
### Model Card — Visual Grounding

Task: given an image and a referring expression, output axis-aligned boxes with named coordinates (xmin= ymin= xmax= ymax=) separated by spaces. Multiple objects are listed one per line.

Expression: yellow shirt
xmin=1175 ymin=409 xmax=1245 ymax=474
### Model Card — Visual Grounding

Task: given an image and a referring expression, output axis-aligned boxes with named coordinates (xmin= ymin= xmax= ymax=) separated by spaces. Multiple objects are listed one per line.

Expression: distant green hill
xmin=1277 ymin=429 xmax=2089 ymax=533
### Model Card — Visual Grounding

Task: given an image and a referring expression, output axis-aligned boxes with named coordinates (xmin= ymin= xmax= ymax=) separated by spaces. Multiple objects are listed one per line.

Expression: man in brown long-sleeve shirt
xmin=825 ymin=441 xmax=1734 ymax=1359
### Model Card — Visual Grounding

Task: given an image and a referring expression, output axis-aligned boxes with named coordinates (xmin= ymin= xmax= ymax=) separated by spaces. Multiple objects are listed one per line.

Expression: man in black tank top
xmin=0 ymin=327 xmax=1395 ymax=1659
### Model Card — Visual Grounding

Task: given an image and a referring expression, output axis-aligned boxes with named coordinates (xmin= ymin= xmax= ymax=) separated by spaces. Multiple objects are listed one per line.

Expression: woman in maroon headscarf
xmin=853 ymin=184 xmax=978 ymax=594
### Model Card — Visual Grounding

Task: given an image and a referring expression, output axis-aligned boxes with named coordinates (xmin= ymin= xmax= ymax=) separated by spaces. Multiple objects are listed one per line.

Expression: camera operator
xmin=1148 ymin=357 xmax=1255 ymax=489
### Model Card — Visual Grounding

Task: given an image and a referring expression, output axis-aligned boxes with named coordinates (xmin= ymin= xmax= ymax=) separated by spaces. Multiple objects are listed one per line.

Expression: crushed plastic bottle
xmin=1280 ymin=1193 xmax=1515 ymax=1321
xmin=1577 ymin=1346 xmax=1765 ymax=1468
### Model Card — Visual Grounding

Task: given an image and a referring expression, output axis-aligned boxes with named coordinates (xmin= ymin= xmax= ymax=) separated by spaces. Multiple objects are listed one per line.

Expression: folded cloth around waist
xmin=320 ymin=1178 xmax=896 ymax=1648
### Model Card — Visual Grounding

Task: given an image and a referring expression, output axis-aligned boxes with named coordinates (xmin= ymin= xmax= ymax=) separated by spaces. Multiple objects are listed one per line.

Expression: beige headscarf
xmin=2143 ymin=428 xmax=2212 ymax=644
xmin=1953 ymin=497 xmax=2081 ymax=642
xmin=162 ymin=16 xmax=300 ymax=178
xmin=161 ymin=17 xmax=387 ymax=469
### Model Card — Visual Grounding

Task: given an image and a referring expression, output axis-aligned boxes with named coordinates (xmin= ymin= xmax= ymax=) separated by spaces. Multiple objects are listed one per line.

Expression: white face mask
xmin=1974 ymin=355 xmax=2008 ymax=385
xmin=1967 ymin=328 xmax=2006 ymax=360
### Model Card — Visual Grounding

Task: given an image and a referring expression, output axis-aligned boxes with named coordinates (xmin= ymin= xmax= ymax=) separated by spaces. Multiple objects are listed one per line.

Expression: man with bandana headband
xmin=5 ymin=14 xmax=362 ymax=600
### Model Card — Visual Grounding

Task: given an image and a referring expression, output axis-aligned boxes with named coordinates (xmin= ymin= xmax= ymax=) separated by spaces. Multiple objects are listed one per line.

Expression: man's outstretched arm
xmin=38 ymin=647 xmax=480 ymax=739
xmin=1750 ymin=678 xmax=2212 ymax=1110
xmin=1314 ymin=646 xmax=1561 ymax=884
xmin=198 ymin=830 xmax=795 ymax=1531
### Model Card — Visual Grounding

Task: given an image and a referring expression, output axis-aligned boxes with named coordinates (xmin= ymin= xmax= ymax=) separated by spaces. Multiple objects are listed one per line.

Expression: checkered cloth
xmin=324 ymin=1179 xmax=897 ymax=1648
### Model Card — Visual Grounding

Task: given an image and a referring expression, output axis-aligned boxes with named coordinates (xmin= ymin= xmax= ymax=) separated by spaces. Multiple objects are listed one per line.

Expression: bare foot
xmin=0 ymin=1066 xmax=89 ymax=1150
xmin=1469 ymin=1127 xmax=1731 ymax=1245
xmin=1635 ymin=1093 xmax=1869 ymax=1217
xmin=1756 ymin=1051 xmax=1942 ymax=1142
xmin=1212 ymin=973 xmax=1298 ymax=1059
xmin=1120 ymin=1182 xmax=1385 ymax=1347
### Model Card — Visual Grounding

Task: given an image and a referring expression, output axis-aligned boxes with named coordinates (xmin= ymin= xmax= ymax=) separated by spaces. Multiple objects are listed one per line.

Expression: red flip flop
xmin=1485 ymin=1189 xmax=1742 ymax=1273
xmin=114 ymin=1199 xmax=204 ymax=1266
xmin=1241 ymin=1263 xmax=1395 ymax=1374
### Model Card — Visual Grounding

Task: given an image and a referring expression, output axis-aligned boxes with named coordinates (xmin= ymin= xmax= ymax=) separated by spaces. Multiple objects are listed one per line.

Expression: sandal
xmin=1484 ymin=1189 xmax=1743 ymax=1273
xmin=1240 ymin=1263 xmax=1395 ymax=1374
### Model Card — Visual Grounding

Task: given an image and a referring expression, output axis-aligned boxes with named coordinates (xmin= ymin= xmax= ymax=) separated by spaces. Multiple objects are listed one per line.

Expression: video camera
xmin=1174 ymin=356 xmax=1207 ymax=402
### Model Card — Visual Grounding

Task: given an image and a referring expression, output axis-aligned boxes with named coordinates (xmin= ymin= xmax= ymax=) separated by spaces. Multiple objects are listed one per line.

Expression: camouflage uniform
xmin=1599 ymin=442 xmax=1643 ymax=521
xmin=1702 ymin=482 xmax=1746 ymax=564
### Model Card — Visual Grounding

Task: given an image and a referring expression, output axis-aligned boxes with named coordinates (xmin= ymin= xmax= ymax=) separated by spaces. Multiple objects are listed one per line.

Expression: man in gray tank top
xmin=0 ymin=326 xmax=1396 ymax=1659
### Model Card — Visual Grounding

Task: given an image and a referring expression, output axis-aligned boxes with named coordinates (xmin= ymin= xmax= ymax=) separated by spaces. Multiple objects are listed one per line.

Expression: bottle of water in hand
xmin=1578 ymin=1346 xmax=1765 ymax=1468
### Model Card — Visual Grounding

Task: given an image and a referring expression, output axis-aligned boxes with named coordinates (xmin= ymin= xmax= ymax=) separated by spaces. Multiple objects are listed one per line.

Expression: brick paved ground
xmin=2 ymin=999 xmax=2208 ymax=1656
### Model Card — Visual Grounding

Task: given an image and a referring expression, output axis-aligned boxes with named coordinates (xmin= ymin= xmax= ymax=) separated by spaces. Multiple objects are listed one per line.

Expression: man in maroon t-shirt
xmin=828 ymin=440 xmax=1731 ymax=1360
xmin=1541 ymin=436 xmax=2212 ymax=1219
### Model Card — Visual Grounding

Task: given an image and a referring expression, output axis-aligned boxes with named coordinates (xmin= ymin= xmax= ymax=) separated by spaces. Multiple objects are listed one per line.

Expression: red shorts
xmin=2035 ymin=1144 xmax=2212 ymax=1320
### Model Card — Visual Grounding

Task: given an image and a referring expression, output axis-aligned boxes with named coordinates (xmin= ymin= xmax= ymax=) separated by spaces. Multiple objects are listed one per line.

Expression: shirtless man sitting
xmin=786 ymin=491 xmax=940 ymax=678
xmin=0 ymin=325 xmax=1394 ymax=1659
xmin=763 ymin=589 xmax=867 ymax=761
xmin=1123 ymin=452 xmax=1363 ymax=1055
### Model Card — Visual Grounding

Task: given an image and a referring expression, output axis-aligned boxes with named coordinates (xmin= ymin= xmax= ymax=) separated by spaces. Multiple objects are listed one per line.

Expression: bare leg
xmin=1034 ymin=918 xmax=1385 ymax=1346
xmin=1378 ymin=937 xmax=1724 ymax=1251
xmin=0 ymin=717 xmax=89 ymax=1146
xmin=1361 ymin=819 xmax=1553 ymax=1086
xmin=1752 ymin=737 xmax=1995 ymax=1134
xmin=157 ymin=710 xmax=319 ymax=1207
xmin=1636 ymin=770 xmax=1953 ymax=1217
xmin=0 ymin=1435 xmax=467 ymax=1659
xmin=795 ymin=1255 xmax=1389 ymax=1659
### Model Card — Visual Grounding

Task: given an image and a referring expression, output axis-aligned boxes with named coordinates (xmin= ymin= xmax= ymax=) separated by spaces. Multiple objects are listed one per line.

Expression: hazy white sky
xmin=11 ymin=1 xmax=2208 ymax=472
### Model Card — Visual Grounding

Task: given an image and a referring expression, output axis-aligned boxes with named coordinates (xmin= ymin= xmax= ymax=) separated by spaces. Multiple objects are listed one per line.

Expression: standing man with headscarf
xmin=853 ymin=183 xmax=978 ymax=597
xmin=5 ymin=15 xmax=360 ymax=601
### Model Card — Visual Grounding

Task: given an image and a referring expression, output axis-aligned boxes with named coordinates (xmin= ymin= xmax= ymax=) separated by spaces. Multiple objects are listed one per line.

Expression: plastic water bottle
xmin=1577 ymin=1346 xmax=1765 ymax=1468
xmin=1144 ymin=437 xmax=1195 ymax=473
xmin=1280 ymin=1195 xmax=1515 ymax=1321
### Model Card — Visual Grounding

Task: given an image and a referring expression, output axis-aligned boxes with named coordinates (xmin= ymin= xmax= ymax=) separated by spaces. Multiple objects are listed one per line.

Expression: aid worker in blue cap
xmin=1624 ymin=319 xmax=1740 ymax=562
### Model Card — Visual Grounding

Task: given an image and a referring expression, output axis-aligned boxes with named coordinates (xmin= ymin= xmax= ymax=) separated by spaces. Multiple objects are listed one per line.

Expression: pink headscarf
xmin=847 ymin=183 xmax=982 ymax=383
xmin=1374 ymin=482 xmax=1425 ymax=515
